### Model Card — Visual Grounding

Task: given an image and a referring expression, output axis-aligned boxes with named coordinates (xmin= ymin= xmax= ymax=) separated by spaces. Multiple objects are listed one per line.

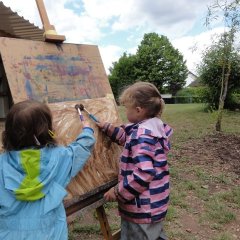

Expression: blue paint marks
xmin=35 ymin=65 xmax=48 ymax=71
xmin=70 ymin=56 xmax=82 ymax=61
xmin=67 ymin=65 xmax=83 ymax=76
xmin=25 ymin=79 xmax=33 ymax=99
xmin=19 ymin=53 xmax=101 ymax=103
xmin=36 ymin=55 xmax=63 ymax=62
xmin=45 ymin=84 xmax=48 ymax=94
xmin=35 ymin=55 xmax=84 ymax=63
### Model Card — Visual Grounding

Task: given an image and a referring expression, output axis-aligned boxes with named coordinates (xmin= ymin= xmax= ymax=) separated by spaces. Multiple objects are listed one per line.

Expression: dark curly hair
xmin=2 ymin=100 xmax=57 ymax=151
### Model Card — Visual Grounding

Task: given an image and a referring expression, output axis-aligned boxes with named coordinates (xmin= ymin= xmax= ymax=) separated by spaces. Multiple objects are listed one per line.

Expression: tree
xmin=205 ymin=0 xmax=240 ymax=131
xmin=108 ymin=53 xmax=137 ymax=100
xmin=197 ymin=37 xmax=240 ymax=109
xmin=108 ymin=32 xmax=188 ymax=99
xmin=135 ymin=33 xmax=188 ymax=95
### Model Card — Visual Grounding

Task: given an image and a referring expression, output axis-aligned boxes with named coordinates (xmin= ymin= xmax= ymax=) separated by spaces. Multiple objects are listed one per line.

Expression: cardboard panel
xmin=49 ymin=97 xmax=122 ymax=200
xmin=0 ymin=37 xmax=112 ymax=103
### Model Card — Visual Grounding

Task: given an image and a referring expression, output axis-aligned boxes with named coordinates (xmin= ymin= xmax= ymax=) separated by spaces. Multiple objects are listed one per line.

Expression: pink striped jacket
xmin=103 ymin=117 xmax=173 ymax=224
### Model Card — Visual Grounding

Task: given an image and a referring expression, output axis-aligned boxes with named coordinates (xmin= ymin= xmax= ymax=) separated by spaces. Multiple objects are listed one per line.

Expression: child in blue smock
xmin=0 ymin=100 xmax=95 ymax=240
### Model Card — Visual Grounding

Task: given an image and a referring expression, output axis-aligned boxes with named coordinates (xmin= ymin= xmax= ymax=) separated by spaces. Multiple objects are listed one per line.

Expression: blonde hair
xmin=119 ymin=81 xmax=165 ymax=117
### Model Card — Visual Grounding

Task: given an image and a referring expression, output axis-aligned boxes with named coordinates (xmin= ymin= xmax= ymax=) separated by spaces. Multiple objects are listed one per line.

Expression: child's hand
xmin=82 ymin=120 xmax=91 ymax=128
xmin=104 ymin=187 xmax=117 ymax=202
xmin=96 ymin=121 xmax=105 ymax=129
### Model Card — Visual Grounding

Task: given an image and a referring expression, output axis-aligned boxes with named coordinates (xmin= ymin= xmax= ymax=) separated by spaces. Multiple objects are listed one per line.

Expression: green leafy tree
xmin=108 ymin=53 xmax=137 ymax=100
xmin=198 ymin=38 xmax=240 ymax=110
xmin=135 ymin=33 xmax=188 ymax=95
xmin=108 ymin=32 xmax=188 ymax=99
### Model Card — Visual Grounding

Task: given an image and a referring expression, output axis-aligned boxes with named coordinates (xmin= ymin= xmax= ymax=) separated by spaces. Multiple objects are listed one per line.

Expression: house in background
xmin=161 ymin=94 xmax=173 ymax=104
xmin=186 ymin=71 xmax=199 ymax=87
xmin=0 ymin=1 xmax=44 ymax=119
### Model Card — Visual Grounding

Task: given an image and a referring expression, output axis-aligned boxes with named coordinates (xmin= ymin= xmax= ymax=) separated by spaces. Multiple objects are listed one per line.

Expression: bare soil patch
xmin=169 ymin=132 xmax=240 ymax=240
xmin=176 ymin=132 xmax=240 ymax=175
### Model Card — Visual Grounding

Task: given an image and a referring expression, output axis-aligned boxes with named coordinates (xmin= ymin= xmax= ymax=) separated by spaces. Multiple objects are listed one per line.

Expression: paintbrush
xmin=79 ymin=104 xmax=99 ymax=122
xmin=75 ymin=104 xmax=84 ymax=121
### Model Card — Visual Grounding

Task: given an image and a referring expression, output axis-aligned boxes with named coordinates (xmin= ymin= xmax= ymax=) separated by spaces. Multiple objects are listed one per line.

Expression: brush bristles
xmin=79 ymin=104 xmax=84 ymax=111
xmin=75 ymin=104 xmax=80 ymax=110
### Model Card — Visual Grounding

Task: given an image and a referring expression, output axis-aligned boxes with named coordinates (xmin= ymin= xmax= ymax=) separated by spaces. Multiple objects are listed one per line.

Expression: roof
xmin=188 ymin=71 xmax=198 ymax=78
xmin=0 ymin=1 xmax=44 ymax=41
xmin=187 ymin=79 xmax=202 ymax=87
xmin=161 ymin=94 xmax=172 ymax=99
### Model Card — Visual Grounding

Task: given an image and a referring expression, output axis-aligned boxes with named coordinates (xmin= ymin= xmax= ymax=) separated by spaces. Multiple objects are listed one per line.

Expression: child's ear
xmin=136 ymin=106 xmax=141 ymax=113
xmin=136 ymin=106 xmax=146 ymax=114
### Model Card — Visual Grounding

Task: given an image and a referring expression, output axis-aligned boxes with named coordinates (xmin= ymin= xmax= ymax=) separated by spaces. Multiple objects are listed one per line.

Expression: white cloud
xmin=172 ymin=27 xmax=225 ymax=74
xmin=2 ymin=0 xmax=41 ymax=26
xmin=99 ymin=45 xmax=123 ymax=73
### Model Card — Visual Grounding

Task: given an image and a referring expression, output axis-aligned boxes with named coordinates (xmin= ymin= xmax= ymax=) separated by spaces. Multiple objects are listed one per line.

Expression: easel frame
xmin=65 ymin=179 xmax=121 ymax=239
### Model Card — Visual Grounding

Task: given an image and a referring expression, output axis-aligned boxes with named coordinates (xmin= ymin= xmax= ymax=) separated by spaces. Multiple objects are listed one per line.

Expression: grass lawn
xmin=69 ymin=104 xmax=240 ymax=240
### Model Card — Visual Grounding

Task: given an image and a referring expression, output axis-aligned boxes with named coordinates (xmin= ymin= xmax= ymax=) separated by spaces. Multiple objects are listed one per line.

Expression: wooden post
xmin=35 ymin=0 xmax=66 ymax=43
xmin=96 ymin=205 xmax=113 ymax=240
xmin=96 ymin=205 xmax=121 ymax=240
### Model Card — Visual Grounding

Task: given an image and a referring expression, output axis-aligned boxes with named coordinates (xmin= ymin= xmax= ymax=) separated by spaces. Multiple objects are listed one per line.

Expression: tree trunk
xmin=215 ymin=65 xmax=231 ymax=131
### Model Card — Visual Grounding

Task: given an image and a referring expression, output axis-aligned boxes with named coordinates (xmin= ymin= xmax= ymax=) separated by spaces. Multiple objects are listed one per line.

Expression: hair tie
xmin=48 ymin=129 xmax=55 ymax=138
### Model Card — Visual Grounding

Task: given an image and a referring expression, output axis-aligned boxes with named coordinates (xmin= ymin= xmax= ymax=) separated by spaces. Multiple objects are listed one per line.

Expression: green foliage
xmin=175 ymin=87 xmax=207 ymax=103
xmin=108 ymin=32 xmax=188 ymax=99
xmin=197 ymin=37 xmax=240 ymax=110
xmin=176 ymin=87 xmax=206 ymax=97
xmin=109 ymin=52 xmax=137 ymax=101
xmin=135 ymin=33 xmax=188 ymax=95
xmin=227 ymin=88 xmax=240 ymax=109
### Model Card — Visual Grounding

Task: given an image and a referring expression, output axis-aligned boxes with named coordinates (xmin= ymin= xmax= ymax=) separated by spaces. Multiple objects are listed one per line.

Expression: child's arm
xmin=68 ymin=126 xmax=95 ymax=178
xmin=56 ymin=123 xmax=95 ymax=187
xmin=116 ymin=135 xmax=157 ymax=202
xmin=97 ymin=122 xmax=126 ymax=146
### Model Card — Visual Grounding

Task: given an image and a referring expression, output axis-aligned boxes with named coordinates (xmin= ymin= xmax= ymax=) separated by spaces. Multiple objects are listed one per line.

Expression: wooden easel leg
xmin=96 ymin=205 xmax=113 ymax=240
xmin=112 ymin=229 xmax=121 ymax=240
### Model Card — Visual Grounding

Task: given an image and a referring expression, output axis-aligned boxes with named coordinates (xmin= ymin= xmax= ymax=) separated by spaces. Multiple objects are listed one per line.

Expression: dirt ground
xmin=176 ymin=132 xmax=240 ymax=175
xmin=70 ymin=132 xmax=240 ymax=239
xmin=168 ymin=132 xmax=240 ymax=240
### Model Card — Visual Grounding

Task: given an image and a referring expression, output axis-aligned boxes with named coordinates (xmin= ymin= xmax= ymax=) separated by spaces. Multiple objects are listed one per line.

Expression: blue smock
xmin=0 ymin=127 xmax=95 ymax=239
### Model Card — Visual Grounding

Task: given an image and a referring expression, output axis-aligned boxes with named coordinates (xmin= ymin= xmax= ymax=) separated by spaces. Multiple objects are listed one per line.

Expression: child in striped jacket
xmin=97 ymin=81 xmax=173 ymax=240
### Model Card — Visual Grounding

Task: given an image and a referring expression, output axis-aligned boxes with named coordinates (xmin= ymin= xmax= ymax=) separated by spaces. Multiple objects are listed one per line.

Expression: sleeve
xmin=162 ymin=123 xmax=173 ymax=152
xmin=117 ymin=135 xmax=157 ymax=202
xmin=57 ymin=127 xmax=96 ymax=187
xmin=102 ymin=123 xmax=126 ymax=146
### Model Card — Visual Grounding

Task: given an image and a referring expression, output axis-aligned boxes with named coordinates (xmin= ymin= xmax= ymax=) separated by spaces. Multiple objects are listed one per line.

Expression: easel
xmin=96 ymin=205 xmax=121 ymax=240
xmin=65 ymin=180 xmax=121 ymax=240
xmin=35 ymin=0 xmax=66 ymax=43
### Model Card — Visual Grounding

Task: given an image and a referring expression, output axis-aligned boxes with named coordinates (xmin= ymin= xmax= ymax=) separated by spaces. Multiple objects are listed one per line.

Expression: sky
xmin=1 ymin=0 xmax=227 ymax=84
